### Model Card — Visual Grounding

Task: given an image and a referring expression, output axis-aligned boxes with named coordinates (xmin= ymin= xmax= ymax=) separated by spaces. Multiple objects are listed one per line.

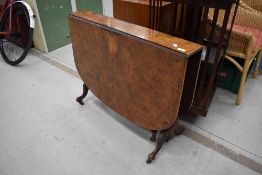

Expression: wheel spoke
xmin=0 ymin=3 xmax=33 ymax=65
xmin=2 ymin=39 xmax=24 ymax=61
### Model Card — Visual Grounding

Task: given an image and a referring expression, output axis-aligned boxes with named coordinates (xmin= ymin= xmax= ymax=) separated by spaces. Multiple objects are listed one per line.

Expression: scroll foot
xmin=76 ymin=84 xmax=89 ymax=105
xmin=146 ymin=130 xmax=168 ymax=164
xmin=146 ymin=121 xmax=185 ymax=163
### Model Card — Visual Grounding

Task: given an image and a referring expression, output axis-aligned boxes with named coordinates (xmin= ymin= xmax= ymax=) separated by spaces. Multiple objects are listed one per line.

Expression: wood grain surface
xmin=69 ymin=11 xmax=202 ymax=130
xmin=113 ymin=0 xmax=174 ymax=34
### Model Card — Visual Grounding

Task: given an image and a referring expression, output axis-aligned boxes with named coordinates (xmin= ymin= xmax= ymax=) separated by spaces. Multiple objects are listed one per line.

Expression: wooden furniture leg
xmin=166 ymin=121 xmax=185 ymax=142
xmin=252 ymin=50 xmax=262 ymax=78
xmin=76 ymin=84 xmax=89 ymax=105
xmin=150 ymin=130 xmax=158 ymax=141
xmin=146 ymin=122 xmax=185 ymax=163
xmin=236 ymin=60 xmax=249 ymax=105
xmin=147 ymin=129 xmax=169 ymax=164
xmin=174 ymin=122 xmax=186 ymax=135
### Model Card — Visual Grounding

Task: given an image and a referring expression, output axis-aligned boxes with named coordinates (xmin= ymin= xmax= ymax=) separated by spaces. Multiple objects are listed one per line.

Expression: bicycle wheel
xmin=0 ymin=3 xmax=33 ymax=66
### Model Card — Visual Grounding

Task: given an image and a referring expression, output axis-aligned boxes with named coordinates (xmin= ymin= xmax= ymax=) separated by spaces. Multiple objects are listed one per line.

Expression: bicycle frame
xmin=0 ymin=0 xmax=35 ymax=36
xmin=0 ymin=0 xmax=35 ymax=65
xmin=0 ymin=0 xmax=14 ymax=35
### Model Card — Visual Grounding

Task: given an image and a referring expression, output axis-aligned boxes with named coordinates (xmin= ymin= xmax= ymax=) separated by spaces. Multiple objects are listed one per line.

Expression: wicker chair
xmin=221 ymin=5 xmax=262 ymax=105
xmin=240 ymin=0 xmax=262 ymax=75
xmin=241 ymin=0 xmax=262 ymax=13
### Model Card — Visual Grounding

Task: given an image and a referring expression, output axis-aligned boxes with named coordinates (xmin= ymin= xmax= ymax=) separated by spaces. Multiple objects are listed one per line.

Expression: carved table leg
xmin=76 ymin=84 xmax=89 ymax=105
xmin=174 ymin=121 xmax=185 ymax=135
xmin=146 ymin=130 xmax=169 ymax=164
xmin=146 ymin=121 xmax=185 ymax=164
xmin=150 ymin=130 xmax=158 ymax=142
xmin=166 ymin=121 xmax=185 ymax=142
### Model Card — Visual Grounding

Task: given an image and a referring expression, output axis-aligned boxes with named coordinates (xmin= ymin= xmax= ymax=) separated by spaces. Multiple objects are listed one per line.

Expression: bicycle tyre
xmin=0 ymin=2 xmax=33 ymax=66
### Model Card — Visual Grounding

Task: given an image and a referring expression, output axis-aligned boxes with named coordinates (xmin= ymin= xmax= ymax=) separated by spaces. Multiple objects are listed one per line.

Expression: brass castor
xmin=146 ymin=153 xmax=155 ymax=164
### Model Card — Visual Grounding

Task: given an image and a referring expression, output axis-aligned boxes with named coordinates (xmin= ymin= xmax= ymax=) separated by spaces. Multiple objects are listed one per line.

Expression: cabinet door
xmin=76 ymin=0 xmax=103 ymax=13
xmin=37 ymin=0 xmax=72 ymax=51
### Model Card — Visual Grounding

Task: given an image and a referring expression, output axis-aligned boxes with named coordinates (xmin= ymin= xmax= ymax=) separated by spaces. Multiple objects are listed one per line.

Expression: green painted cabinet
xmin=37 ymin=0 xmax=72 ymax=51
xmin=34 ymin=0 xmax=103 ymax=52
xmin=76 ymin=0 xmax=103 ymax=13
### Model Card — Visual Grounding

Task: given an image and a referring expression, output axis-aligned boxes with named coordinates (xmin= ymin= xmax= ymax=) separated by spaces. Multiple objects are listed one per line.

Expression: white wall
xmin=28 ymin=0 xmax=113 ymax=52
xmin=24 ymin=0 xmax=48 ymax=52
xmin=71 ymin=0 xmax=77 ymax=12
xmin=102 ymin=0 xmax=113 ymax=17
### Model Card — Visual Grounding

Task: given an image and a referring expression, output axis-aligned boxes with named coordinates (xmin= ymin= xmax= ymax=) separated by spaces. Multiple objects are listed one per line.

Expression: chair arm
xmin=226 ymin=29 xmax=253 ymax=59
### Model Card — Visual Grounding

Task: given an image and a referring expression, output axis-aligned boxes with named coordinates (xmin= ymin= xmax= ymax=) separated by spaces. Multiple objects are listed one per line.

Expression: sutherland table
xmin=68 ymin=11 xmax=202 ymax=163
